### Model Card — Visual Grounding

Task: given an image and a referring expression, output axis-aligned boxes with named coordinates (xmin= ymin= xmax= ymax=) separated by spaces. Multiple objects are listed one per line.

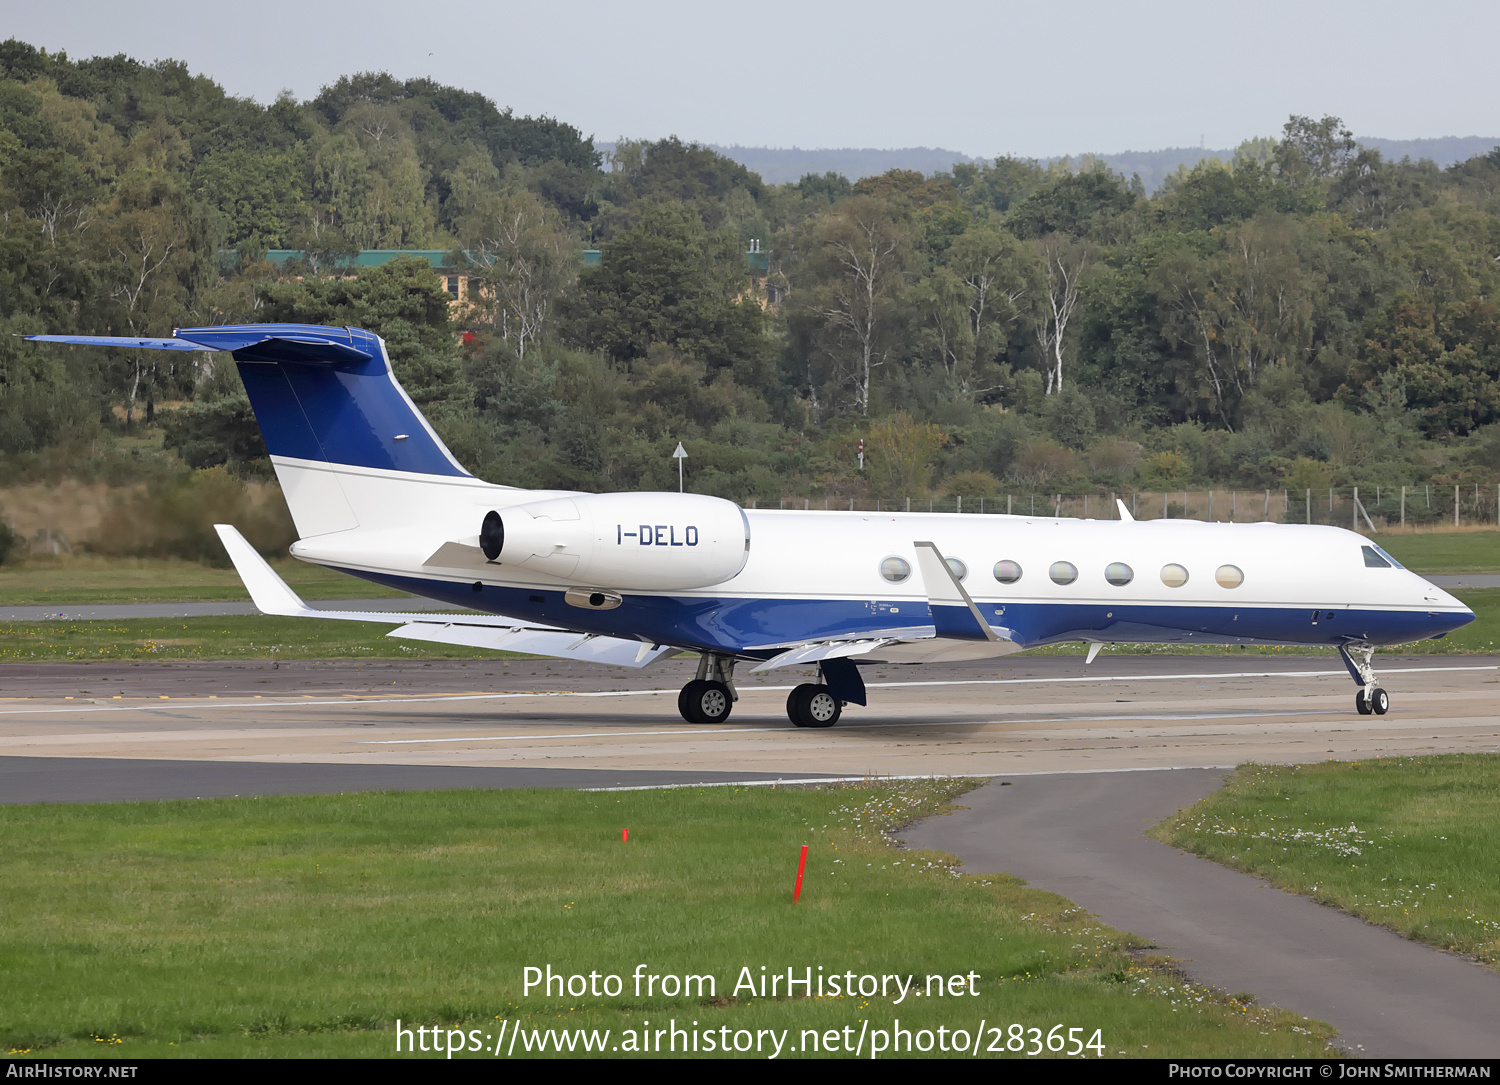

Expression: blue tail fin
xmin=176 ymin=324 xmax=471 ymax=477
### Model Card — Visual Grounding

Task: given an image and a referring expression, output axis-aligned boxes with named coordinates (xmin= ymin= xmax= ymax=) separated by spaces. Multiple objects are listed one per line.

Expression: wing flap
xmin=388 ymin=622 xmax=670 ymax=668
xmin=748 ymin=637 xmax=900 ymax=672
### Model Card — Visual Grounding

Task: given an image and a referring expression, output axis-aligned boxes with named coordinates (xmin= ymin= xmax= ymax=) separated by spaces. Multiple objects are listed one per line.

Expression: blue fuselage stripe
xmin=330 ymin=568 xmax=1472 ymax=656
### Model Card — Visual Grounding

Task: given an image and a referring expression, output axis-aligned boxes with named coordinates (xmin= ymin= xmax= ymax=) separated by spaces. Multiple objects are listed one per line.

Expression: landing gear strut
xmin=1340 ymin=644 xmax=1389 ymax=716
xmin=678 ymin=654 xmax=737 ymax=723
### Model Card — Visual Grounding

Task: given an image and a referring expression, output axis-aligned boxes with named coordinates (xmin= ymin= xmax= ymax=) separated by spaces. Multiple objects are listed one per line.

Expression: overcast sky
xmin=10 ymin=1 xmax=1498 ymax=157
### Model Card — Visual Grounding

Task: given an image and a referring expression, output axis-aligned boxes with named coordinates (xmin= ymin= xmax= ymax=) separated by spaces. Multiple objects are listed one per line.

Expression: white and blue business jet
xmin=29 ymin=324 xmax=1474 ymax=727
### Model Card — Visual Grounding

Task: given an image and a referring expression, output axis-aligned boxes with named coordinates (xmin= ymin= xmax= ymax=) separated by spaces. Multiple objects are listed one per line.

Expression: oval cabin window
xmin=1160 ymin=563 xmax=1189 ymax=588
xmin=993 ymin=559 xmax=1023 ymax=584
xmin=1049 ymin=561 xmax=1078 ymax=585
xmin=1105 ymin=562 xmax=1134 ymax=586
xmin=1215 ymin=564 xmax=1244 ymax=588
xmin=945 ymin=557 xmax=968 ymax=581
xmin=880 ymin=556 xmax=911 ymax=583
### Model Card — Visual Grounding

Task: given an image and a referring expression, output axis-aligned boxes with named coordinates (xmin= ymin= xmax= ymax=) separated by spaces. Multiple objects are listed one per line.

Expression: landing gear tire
xmin=679 ymin=679 xmax=732 ymax=723
xmin=1355 ymin=690 xmax=1373 ymax=715
xmin=787 ymin=683 xmax=841 ymax=728
xmin=1355 ymin=687 xmax=1390 ymax=716
xmin=678 ymin=681 xmax=703 ymax=722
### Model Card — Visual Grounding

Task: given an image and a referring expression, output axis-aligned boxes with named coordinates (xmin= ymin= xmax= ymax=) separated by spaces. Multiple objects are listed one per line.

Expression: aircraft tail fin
xmin=28 ymin=324 xmax=487 ymax=538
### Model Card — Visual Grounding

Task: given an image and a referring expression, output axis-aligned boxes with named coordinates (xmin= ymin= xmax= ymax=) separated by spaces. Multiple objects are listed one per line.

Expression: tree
xmin=1352 ymin=293 xmax=1500 ymax=437
xmin=1153 ymin=215 xmax=1313 ymax=429
xmin=570 ymin=201 xmax=767 ymax=382
xmin=808 ymin=195 xmax=909 ymax=414
xmin=865 ymin=413 xmax=946 ymax=498
xmin=946 ymin=224 xmax=1039 ymax=390
xmin=1274 ymin=115 xmax=1356 ymax=192
xmin=92 ymin=160 xmax=216 ymax=423
xmin=1033 ymin=234 xmax=1089 ymax=395
xmin=1007 ymin=167 xmax=1136 ymax=239
xmin=458 ymin=189 xmax=577 ymax=359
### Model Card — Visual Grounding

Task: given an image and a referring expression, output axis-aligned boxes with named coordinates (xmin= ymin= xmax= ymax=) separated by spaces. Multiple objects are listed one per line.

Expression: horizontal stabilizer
xmin=23 ymin=327 xmax=377 ymax=365
xmin=215 ymin=523 xmax=669 ymax=668
xmin=22 ymin=334 xmax=214 ymax=352
xmin=215 ymin=524 xmax=463 ymax=622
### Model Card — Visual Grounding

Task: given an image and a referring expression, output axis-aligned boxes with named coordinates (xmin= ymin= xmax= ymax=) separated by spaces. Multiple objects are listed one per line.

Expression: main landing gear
xmin=1340 ymin=644 xmax=1389 ymax=716
xmin=786 ymin=683 xmax=841 ymax=728
xmin=676 ymin=654 xmax=852 ymax=727
xmin=678 ymin=654 xmax=737 ymax=723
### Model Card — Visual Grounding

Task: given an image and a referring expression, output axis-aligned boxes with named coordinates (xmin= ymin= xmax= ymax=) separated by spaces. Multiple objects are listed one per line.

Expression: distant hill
xmin=705 ymin=145 xmax=981 ymax=185
xmin=688 ymin=137 xmax=1500 ymax=191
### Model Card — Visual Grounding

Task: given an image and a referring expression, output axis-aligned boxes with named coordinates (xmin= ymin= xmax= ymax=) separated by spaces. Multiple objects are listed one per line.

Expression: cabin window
xmin=945 ymin=557 xmax=968 ymax=581
xmin=1049 ymin=561 xmax=1077 ymax=585
xmin=1105 ymin=562 xmax=1133 ymax=586
xmin=993 ymin=559 xmax=1023 ymax=584
xmin=1160 ymin=563 xmax=1189 ymax=588
xmin=1361 ymin=545 xmax=1392 ymax=568
xmin=1215 ymin=564 xmax=1244 ymax=588
xmin=880 ymin=556 xmax=911 ymax=583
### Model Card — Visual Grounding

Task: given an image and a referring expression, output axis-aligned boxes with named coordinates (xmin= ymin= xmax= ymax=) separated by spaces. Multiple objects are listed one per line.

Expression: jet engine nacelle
xmin=480 ymin=492 xmax=750 ymax=591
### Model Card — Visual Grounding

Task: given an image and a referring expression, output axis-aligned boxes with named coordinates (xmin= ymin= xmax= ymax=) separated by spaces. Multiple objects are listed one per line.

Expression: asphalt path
xmin=902 ymin=770 xmax=1500 ymax=1058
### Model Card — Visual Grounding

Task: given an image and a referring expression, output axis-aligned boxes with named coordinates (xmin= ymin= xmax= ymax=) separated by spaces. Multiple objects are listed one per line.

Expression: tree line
xmin=2 ymin=38 xmax=1498 ymax=512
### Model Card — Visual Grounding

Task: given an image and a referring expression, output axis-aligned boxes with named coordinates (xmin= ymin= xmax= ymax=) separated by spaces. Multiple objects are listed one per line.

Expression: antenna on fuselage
xmin=1116 ymin=499 xmax=1134 ymax=522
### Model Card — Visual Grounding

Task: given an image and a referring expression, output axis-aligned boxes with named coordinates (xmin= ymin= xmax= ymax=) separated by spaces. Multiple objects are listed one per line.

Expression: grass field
xmin=0 ymin=780 xmax=1336 ymax=1059
xmin=0 ymin=556 xmax=406 ymax=605
xmin=1372 ymin=530 xmax=1500 ymax=574
xmin=0 ymin=614 xmax=497 ymax=663
xmin=0 ymin=588 xmax=1491 ymax=663
xmin=1152 ymin=755 xmax=1500 ymax=971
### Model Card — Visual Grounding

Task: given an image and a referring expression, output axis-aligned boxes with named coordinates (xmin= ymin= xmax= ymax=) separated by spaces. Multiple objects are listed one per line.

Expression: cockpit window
xmin=1362 ymin=545 xmax=1392 ymax=569
xmin=1369 ymin=543 xmax=1405 ymax=569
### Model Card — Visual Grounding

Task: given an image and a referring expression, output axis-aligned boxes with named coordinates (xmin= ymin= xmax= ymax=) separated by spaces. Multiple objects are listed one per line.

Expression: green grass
xmin=1 ymin=781 xmax=1335 ymax=1059
xmin=0 ymin=614 xmax=501 ymax=662
xmin=0 ymin=557 xmax=406 ymax=605
xmin=1152 ymin=755 xmax=1500 ymax=971
xmin=1372 ymin=531 xmax=1500 ymax=574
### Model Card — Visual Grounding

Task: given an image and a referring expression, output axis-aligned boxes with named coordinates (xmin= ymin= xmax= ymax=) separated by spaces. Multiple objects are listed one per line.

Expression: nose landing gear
xmin=1341 ymin=644 xmax=1389 ymax=716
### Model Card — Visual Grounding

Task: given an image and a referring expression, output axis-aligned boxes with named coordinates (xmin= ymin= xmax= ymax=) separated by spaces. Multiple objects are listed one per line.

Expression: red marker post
xmin=622 ymin=828 xmax=629 ymax=843
xmin=793 ymin=844 xmax=808 ymax=903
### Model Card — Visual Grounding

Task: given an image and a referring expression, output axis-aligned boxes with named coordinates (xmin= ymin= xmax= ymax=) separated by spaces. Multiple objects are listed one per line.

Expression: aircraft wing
xmin=213 ymin=524 xmax=673 ymax=668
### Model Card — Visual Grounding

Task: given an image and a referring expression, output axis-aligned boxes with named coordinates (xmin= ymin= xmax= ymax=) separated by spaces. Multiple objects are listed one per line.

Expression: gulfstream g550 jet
xmin=28 ymin=324 xmax=1474 ymax=726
